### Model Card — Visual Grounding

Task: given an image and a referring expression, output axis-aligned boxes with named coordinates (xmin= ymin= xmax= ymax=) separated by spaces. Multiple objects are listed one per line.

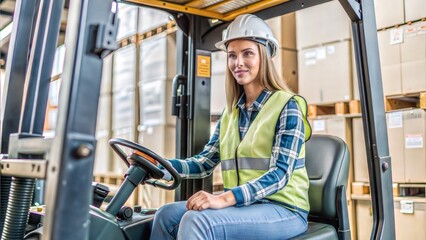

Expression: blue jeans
xmin=150 ymin=201 xmax=308 ymax=240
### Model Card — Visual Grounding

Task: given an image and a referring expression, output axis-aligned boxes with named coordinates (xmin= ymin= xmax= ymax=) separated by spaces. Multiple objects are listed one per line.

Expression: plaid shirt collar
xmin=236 ymin=89 xmax=273 ymax=111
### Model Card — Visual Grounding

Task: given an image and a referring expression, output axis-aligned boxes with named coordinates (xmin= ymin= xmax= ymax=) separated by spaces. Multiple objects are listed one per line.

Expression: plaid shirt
xmin=169 ymin=89 xmax=306 ymax=207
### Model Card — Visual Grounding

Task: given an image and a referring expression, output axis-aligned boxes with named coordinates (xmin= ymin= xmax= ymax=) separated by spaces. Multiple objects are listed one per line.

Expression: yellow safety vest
xmin=220 ymin=90 xmax=311 ymax=212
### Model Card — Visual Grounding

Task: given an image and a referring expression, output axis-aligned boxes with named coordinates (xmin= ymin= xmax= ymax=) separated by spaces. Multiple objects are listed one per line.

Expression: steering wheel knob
xmin=128 ymin=153 xmax=164 ymax=180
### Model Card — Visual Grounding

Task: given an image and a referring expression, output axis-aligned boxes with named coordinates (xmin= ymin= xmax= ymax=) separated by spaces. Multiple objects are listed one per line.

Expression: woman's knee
xmin=178 ymin=211 xmax=211 ymax=239
xmin=154 ymin=201 xmax=187 ymax=224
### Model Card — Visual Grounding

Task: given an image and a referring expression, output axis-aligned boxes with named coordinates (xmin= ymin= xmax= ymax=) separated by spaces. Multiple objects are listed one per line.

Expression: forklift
xmin=0 ymin=0 xmax=395 ymax=239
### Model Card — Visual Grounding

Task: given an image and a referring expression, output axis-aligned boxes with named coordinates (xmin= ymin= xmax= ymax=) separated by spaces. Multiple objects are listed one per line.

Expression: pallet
xmin=352 ymin=182 xmax=426 ymax=198
xmin=93 ymin=172 xmax=125 ymax=186
xmin=398 ymin=183 xmax=426 ymax=198
xmin=308 ymin=100 xmax=361 ymax=117
xmin=117 ymin=20 xmax=177 ymax=48
xmin=138 ymin=20 xmax=177 ymax=41
xmin=385 ymin=92 xmax=426 ymax=112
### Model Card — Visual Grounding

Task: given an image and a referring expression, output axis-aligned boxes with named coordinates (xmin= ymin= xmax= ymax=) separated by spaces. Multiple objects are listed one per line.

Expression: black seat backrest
xmin=305 ymin=134 xmax=350 ymax=219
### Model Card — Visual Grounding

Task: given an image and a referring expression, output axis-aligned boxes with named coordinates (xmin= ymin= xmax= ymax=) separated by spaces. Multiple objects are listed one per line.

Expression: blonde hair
xmin=225 ymin=43 xmax=291 ymax=113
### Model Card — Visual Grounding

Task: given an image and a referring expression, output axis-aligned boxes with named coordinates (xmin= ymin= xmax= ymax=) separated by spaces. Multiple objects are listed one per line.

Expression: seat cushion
xmin=291 ymin=222 xmax=338 ymax=240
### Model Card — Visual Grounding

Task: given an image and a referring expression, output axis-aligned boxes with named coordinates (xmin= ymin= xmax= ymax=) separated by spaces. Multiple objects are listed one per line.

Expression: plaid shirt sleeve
xmin=231 ymin=99 xmax=306 ymax=207
xmin=168 ymin=121 xmax=221 ymax=179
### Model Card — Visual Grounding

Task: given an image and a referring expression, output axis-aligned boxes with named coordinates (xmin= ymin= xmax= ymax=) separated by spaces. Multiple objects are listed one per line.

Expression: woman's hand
xmin=186 ymin=190 xmax=236 ymax=211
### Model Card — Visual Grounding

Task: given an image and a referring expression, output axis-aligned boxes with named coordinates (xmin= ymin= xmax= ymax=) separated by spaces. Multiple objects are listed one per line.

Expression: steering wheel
xmin=108 ymin=138 xmax=182 ymax=190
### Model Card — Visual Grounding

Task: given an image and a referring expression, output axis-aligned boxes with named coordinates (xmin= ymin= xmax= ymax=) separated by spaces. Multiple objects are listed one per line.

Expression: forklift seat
xmin=292 ymin=134 xmax=351 ymax=240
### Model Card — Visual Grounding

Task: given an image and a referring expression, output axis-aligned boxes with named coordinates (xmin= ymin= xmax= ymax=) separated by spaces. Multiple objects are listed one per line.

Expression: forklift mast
xmin=0 ymin=0 xmax=395 ymax=239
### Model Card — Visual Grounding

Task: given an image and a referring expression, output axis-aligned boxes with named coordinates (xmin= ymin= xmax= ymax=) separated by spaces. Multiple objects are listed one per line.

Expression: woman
xmin=150 ymin=14 xmax=311 ymax=240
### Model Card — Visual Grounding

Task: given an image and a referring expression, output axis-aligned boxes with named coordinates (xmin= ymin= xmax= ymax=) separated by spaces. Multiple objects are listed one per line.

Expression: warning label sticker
xmin=405 ymin=134 xmax=423 ymax=149
xmin=197 ymin=55 xmax=211 ymax=78
xmin=388 ymin=111 xmax=403 ymax=128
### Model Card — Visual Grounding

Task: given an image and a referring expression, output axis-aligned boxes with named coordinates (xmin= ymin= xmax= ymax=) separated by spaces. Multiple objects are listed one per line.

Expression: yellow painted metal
xmin=123 ymin=0 xmax=290 ymax=21
xmin=125 ymin=0 xmax=225 ymax=19
xmin=222 ymin=0 xmax=290 ymax=20
xmin=204 ymin=0 xmax=234 ymax=12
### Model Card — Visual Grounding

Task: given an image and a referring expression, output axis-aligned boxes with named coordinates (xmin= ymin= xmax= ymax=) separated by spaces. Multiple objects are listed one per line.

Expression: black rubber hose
xmin=0 ymin=176 xmax=12 ymax=235
xmin=1 ymin=177 xmax=35 ymax=240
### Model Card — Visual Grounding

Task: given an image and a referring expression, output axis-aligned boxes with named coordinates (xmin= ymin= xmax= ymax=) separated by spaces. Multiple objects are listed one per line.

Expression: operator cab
xmin=25 ymin=138 xmax=182 ymax=240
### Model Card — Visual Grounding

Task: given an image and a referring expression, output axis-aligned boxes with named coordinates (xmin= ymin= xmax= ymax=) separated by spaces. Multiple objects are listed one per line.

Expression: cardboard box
xmin=355 ymin=200 xmax=374 ymax=240
xmin=356 ymin=199 xmax=426 ymax=240
xmin=116 ymin=4 xmax=138 ymax=40
xmin=401 ymin=21 xmax=426 ymax=94
xmin=299 ymin=48 xmax=322 ymax=103
xmin=140 ymin=32 xmax=176 ymax=82
xmin=138 ymin=7 xmax=170 ymax=34
xmin=281 ymin=13 xmax=296 ymax=50
xmin=138 ymin=124 xmax=176 ymax=159
xmin=94 ymin=135 xmax=112 ymax=174
xmin=377 ymin=28 xmax=402 ymax=96
xmin=210 ymin=72 xmax=226 ymax=115
xmin=211 ymin=51 xmax=227 ymax=114
xmin=386 ymin=111 xmax=406 ymax=182
xmin=266 ymin=13 xmax=296 ymax=50
xmin=310 ymin=116 xmax=351 ymax=142
xmin=404 ymin=0 xmax=426 ymax=22
xmin=139 ymin=79 xmax=175 ymax=126
xmin=211 ymin=51 xmax=227 ymax=75
xmin=282 ymin=49 xmax=298 ymax=93
xmin=101 ymin=54 xmax=113 ymax=94
xmin=113 ymin=44 xmax=137 ymax=93
xmin=351 ymin=40 xmax=360 ymax=100
xmin=318 ymin=40 xmax=353 ymax=103
xmin=353 ymin=117 xmax=369 ymax=182
xmin=374 ymin=0 xmax=404 ymax=29
xmin=96 ymin=94 xmax=112 ymax=132
xmin=394 ymin=199 xmax=426 ymax=240
xmin=403 ymin=109 xmax=426 ymax=182
xmin=112 ymin=89 xmax=136 ymax=131
xmin=296 ymin=0 xmax=351 ymax=49
xmin=299 ymin=41 xmax=352 ymax=104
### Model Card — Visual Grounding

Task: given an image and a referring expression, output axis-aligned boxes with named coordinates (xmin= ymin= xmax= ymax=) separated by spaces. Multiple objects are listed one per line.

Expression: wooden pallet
xmin=385 ymin=92 xmax=426 ymax=112
xmin=308 ymin=100 xmax=361 ymax=117
xmin=398 ymin=183 xmax=426 ymax=198
xmin=93 ymin=172 xmax=125 ymax=186
xmin=138 ymin=20 xmax=177 ymax=41
xmin=352 ymin=182 xmax=426 ymax=198
xmin=117 ymin=20 xmax=177 ymax=48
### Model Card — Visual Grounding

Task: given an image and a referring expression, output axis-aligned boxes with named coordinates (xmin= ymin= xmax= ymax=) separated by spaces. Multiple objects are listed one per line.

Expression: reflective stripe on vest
xmin=219 ymin=91 xmax=311 ymax=212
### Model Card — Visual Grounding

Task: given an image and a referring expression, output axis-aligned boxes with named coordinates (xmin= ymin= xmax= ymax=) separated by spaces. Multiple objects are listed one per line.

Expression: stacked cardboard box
xmin=139 ymin=33 xmax=176 ymax=128
xmin=353 ymin=109 xmax=426 ymax=239
xmin=138 ymin=32 xmax=177 ymax=207
xmin=111 ymin=44 xmax=138 ymax=173
xmin=296 ymin=0 xmax=353 ymax=104
xmin=266 ymin=13 xmax=299 ymax=93
xmin=353 ymin=109 xmax=426 ymax=185
xmin=94 ymin=54 xmax=113 ymax=174
xmin=356 ymin=198 xmax=426 ymax=240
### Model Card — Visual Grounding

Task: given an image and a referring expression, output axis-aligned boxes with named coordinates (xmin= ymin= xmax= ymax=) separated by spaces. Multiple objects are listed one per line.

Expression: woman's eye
xmin=243 ymin=51 xmax=253 ymax=57
xmin=228 ymin=53 xmax=236 ymax=59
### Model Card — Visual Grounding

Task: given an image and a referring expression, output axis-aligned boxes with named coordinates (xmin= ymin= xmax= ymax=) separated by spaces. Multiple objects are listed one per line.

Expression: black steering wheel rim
xmin=108 ymin=138 xmax=182 ymax=190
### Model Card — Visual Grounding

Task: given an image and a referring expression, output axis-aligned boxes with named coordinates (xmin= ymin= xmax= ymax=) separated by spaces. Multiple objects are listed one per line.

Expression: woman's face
xmin=227 ymin=39 xmax=260 ymax=87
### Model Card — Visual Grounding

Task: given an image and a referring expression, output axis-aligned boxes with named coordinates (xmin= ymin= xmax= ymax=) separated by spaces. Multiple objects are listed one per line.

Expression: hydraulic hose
xmin=1 ymin=177 xmax=35 ymax=240
xmin=0 ymin=176 xmax=12 ymax=235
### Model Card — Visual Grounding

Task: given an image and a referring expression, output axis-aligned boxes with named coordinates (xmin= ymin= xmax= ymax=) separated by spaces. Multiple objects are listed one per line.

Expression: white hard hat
xmin=215 ymin=14 xmax=279 ymax=58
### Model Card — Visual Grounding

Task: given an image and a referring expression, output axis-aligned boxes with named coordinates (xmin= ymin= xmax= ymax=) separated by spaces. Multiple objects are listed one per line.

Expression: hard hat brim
xmin=215 ymin=37 xmax=278 ymax=58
